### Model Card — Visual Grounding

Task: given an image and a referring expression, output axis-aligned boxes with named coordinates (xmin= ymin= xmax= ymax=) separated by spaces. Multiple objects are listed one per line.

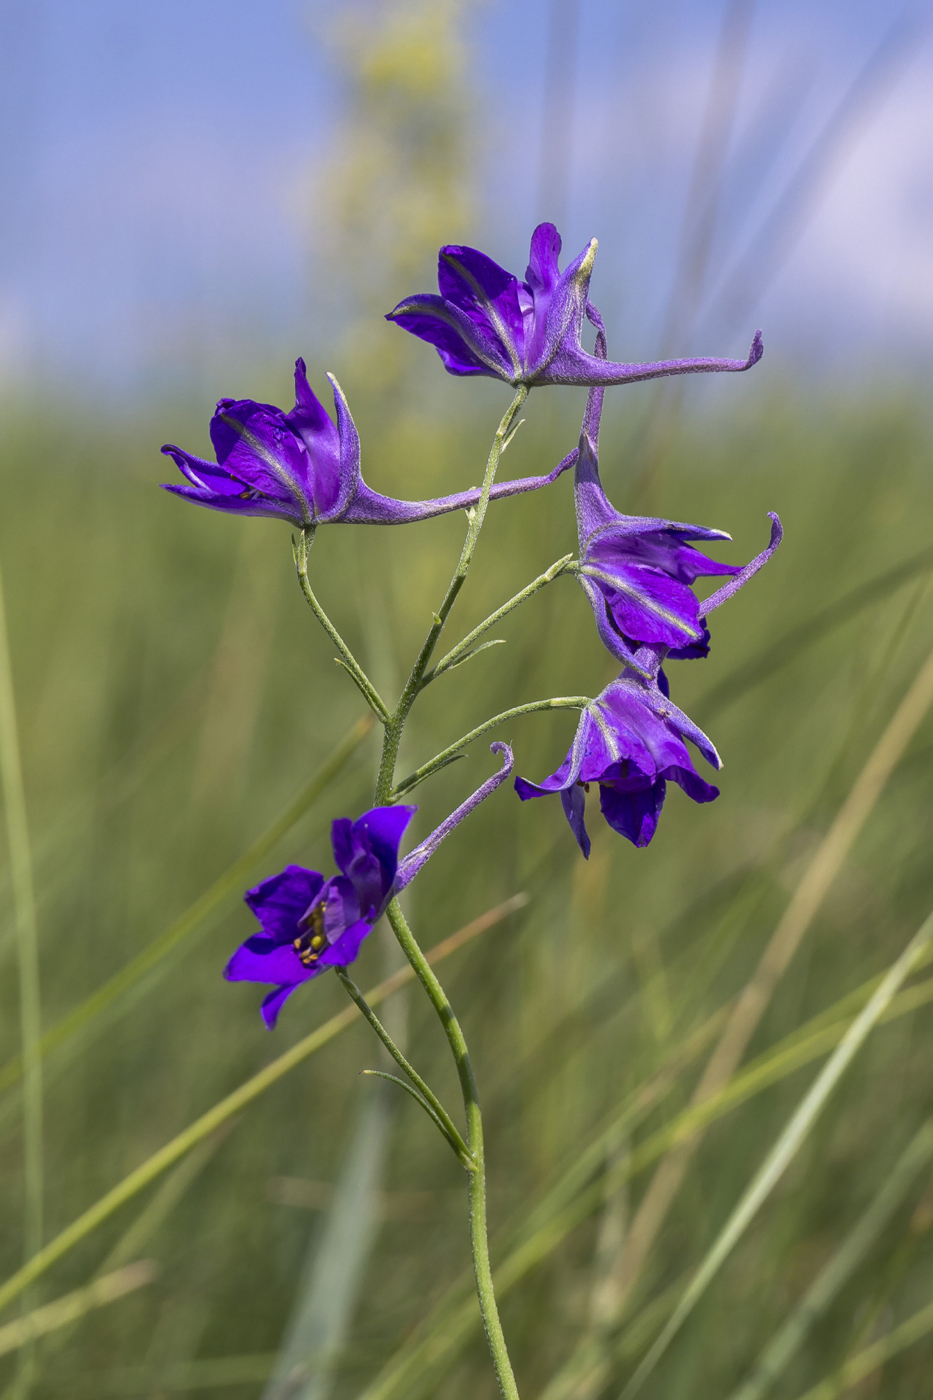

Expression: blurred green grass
xmin=2 ymin=373 xmax=933 ymax=1398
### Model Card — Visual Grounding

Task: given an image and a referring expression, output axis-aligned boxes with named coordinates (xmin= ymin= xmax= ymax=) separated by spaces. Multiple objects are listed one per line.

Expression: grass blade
xmin=357 ymin=955 xmax=933 ymax=1400
xmin=791 ymin=1293 xmax=933 ymax=1400
xmin=603 ymin=637 xmax=933 ymax=1325
xmin=263 ymin=1083 xmax=393 ymax=1400
xmin=621 ymin=910 xmax=933 ymax=1399
xmin=0 ymin=554 xmax=43 ymax=1395
xmin=698 ymin=544 xmax=933 ymax=721
xmin=0 ymin=713 xmax=374 ymax=1096
xmin=0 ymin=894 xmax=526 ymax=1316
xmin=727 ymin=1118 xmax=933 ymax=1400
xmin=0 ymin=1262 xmax=156 ymax=1358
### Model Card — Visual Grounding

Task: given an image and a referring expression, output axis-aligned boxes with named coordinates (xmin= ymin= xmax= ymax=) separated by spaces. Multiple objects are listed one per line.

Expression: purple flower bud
xmin=162 ymin=360 xmax=575 ymax=528
xmin=227 ymin=746 xmax=513 ymax=1026
xmin=386 ymin=223 xmax=762 ymax=389
xmin=514 ymin=674 xmax=720 ymax=854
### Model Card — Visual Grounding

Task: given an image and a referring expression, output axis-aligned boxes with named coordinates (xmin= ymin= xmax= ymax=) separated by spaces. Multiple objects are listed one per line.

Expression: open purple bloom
xmin=573 ymin=386 xmax=783 ymax=666
xmin=386 ymin=222 xmax=762 ymax=389
xmin=225 ymin=805 xmax=415 ymax=1028
xmin=227 ymin=745 xmax=513 ymax=1026
xmin=514 ymin=673 xmax=720 ymax=854
xmin=162 ymin=359 xmax=575 ymax=529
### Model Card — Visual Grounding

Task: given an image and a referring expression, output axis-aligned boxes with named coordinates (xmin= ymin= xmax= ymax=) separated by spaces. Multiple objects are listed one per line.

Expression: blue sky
xmin=1 ymin=0 xmax=931 ymax=397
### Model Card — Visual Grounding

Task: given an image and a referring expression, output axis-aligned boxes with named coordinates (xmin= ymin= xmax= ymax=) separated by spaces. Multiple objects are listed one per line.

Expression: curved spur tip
xmin=489 ymin=741 xmax=515 ymax=773
xmin=747 ymin=330 xmax=764 ymax=367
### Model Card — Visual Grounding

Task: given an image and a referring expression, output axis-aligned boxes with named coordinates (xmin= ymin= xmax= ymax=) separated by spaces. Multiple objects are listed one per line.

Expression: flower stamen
xmin=294 ymin=902 xmax=327 ymax=967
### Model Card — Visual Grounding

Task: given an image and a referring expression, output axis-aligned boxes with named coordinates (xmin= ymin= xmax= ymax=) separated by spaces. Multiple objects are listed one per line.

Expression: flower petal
xmin=261 ymin=983 xmax=304 ymax=1029
xmin=329 ymin=808 xmax=414 ymax=916
xmin=560 ymin=783 xmax=590 ymax=858
xmin=588 ymin=561 xmax=705 ymax=651
xmin=209 ymin=399 xmax=313 ymax=521
xmin=224 ymin=935 xmax=307 ymax=985
xmin=576 ymin=576 xmax=651 ymax=672
xmin=525 ymin=223 xmax=562 ymax=298
xmin=438 ymin=244 xmax=525 ymax=369
xmin=319 ymin=875 xmax=362 ymax=942
xmin=316 ymin=917 xmax=374 ymax=971
xmin=386 ymin=296 xmax=508 ymax=377
xmin=282 ymin=360 xmax=342 ymax=514
xmin=664 ymin=765 xmax=720 ymax=804
xmin=244 ymin=865 xmax=325 ymax=943
xmin=599 ymin=780 xmax=666 ymax=848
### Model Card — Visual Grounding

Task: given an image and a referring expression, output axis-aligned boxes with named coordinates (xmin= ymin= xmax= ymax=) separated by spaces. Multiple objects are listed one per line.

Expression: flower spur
xmin=162 ymin=358 xmax=576 ymax=529
xmin=387 ymin=222 xmax=762 ymax=389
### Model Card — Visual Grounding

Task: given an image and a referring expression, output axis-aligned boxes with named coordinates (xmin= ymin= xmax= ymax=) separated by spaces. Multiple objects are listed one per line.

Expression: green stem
xmin=335 ymin=969 xmax=472 ymax=1167
xmin=374 ymin=387 xmax=528 ymax=804
xmin=393 ymin=696 xmax=590 ymax=797
xmin=365 ymin=393 xmax=531 ymax=1396
xmin=423 ymin=554 xmax=575 ymax=686
xmin=295 ymin=528 xmax=390 ymax=723
xmin=386 ymin=900 xmax=519 ymax=1400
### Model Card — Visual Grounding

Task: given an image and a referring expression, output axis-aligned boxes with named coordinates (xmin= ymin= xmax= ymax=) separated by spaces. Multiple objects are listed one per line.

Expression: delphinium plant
xmin=161 ymin=223 xmax=780 ymax=1398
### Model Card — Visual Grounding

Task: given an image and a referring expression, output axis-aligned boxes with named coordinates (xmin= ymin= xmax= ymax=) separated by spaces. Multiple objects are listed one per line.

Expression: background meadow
xmin=2 ymin=2 xmax=933 ymax=1397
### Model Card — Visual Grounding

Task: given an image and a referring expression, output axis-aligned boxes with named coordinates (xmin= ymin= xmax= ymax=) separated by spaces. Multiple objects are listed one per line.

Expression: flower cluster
xmin=164 ymin=222 xmax=779 ymax=1023
xmin=514 ymin=356 xmax=781 ymax=854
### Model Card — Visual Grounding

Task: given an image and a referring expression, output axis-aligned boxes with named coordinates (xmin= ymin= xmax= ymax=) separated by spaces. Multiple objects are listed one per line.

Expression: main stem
xmin=371 ymin=389 xmax=528 ymax=1399
xmin=374 ymin=386 xmax=528 ymax=806
xmin=386 ymin=900 xmax=519 ymax=1400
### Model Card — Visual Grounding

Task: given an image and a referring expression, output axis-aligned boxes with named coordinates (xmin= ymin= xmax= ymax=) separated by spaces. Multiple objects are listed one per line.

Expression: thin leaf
xmin=360 ymin=1071 xmax=464 ymax=1157
xmin=434 ymin=638 xmax=505 ymax=677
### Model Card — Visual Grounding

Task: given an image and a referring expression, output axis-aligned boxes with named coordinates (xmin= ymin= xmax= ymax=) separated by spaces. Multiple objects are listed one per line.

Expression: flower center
xmin=294 ymin=901 xmax=327 ymax=967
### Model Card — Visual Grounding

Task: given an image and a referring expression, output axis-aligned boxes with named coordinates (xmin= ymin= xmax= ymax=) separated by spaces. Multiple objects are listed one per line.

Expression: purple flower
xmin=225 ymin=805 xmax=415 ymax=1028
xmin=227 ymin=745 xmax=514 ymax=1026
xmin=514 ymin=673 xmax=720 ymax=854
xmin=162 ymin=360 xmax=574 ymax=528
xmin=573 ymin=386 xmax=783 ymax=666
xmin=386 ymin=222 xmax=762 ymax=389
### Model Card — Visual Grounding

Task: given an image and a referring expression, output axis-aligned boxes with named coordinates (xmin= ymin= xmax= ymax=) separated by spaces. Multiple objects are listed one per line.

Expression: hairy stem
xmin=386 ymin=900 xmax=519 ymax=1400
xmin=393 ymin=697 xmax=590 ymax=797
xmin=374 ymin=387 xmax=528 ymax=803
xmin=335 ymin=970 xmax=472 ymax=1166
xmin=364 ymin=395 xmax=537 ymax=1396
xmin=423 ymin=554 xmax=575 ymax=686
xmin=295 ymin=527 xmax=390 ymax=723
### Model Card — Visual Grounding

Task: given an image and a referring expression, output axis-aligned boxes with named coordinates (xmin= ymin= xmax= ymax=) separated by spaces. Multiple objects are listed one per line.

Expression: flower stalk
xmin=159 ymin=219 xmax=775 ymax=1399
xmin=294 ymin=528 xmax=390 ymax=722
xmin=386 ymin=900 xmax=520 ymax=1400
xmin=335 ymin=969 xmax=472 ymax=1167
xmin=373 ymin=385 xmax=528 ymax=804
